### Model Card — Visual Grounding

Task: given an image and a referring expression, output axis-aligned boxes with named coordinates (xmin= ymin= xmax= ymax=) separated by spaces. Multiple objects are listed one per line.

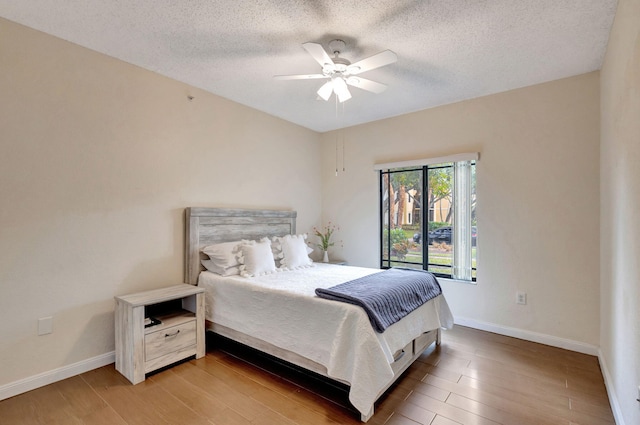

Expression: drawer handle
xmin=165 ymin=330 xmax=181 ymax=338
xmin=393 ymin=349 xmax=406 ymax=362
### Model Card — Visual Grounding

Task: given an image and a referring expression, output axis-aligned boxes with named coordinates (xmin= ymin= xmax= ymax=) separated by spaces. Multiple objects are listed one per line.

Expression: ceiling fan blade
xmin=346 ymin=76 xmax=388 ymax=94
xmin=317 ymin=81 xmax=333 ymax=101
xmin=347 ymin=50 xmax=397 ymax=74
xmin=302 ymin=42 xmax=335 ymax=68
xmin=274 ymin=74 xmax=328 ymax=80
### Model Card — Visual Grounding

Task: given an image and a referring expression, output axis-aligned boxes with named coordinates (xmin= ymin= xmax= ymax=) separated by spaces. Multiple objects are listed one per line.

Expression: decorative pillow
xmin=202 ymin=241 xmax=241 ymax=271
xmin=272 ymin=234 xmax=314 ymax=270
xmin=201 ymin=259 xmax=240 ymax=276
xmin=236 ymin=238 xmax=277 ymax=277
xmin=271 ymin=240 xmax=312 ymax=265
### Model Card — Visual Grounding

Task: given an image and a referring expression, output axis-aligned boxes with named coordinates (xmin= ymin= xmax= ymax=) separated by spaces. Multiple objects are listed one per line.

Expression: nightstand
xmin=115 ymin=284 xmax=205 ymax=384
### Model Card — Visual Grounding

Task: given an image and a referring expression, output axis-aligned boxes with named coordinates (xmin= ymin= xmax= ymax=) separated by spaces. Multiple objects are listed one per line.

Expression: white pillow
xmin=202 ymin=241 xmax=241 ymax=271
xmin=201 ymin=259 xmax=240 ymax=276
xmin=273 ymin=234 xmax=314 ymax=270
xmin=271 ymin=240 xmax=313 ymax=266
xmin=236 ymin=238 xmax=277 ymax=277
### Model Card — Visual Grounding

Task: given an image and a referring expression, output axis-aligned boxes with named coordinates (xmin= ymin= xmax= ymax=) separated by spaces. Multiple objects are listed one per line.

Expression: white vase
xmin=322 ymin=250 xmax=329 ymax=263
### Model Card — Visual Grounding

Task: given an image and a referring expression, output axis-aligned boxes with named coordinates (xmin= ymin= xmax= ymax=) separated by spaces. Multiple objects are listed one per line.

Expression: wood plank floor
xmin=0 ymin=325 xmax=615 ymax=425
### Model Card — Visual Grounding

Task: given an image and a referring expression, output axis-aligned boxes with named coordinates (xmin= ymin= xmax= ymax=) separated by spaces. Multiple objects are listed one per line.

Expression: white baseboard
xmin=0 ymin=351 xmax=115 ymax=401
xmin=598 ymin=350 xmax=626 ymax=425
xmin=453 ymin=316 xmax=599 ymax=356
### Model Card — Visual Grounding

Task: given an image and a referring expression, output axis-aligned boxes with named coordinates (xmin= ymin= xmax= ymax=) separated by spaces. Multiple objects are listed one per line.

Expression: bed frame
xmin=184 ymin=207 xmax=440 ymax=422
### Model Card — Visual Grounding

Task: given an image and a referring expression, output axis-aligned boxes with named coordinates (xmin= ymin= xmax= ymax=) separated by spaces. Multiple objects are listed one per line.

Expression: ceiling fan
xmin=274 ymin=39 xmax=397 ymax=103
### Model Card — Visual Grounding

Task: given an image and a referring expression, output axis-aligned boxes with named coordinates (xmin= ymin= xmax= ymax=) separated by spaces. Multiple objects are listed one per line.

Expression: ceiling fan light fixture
xmin=337 ymin=91 xmax=352 ymax=103
xmin=317 ymin=81 xmax=333 ymax=101
xmin=332 ymin=77 xmax=352 ymax=103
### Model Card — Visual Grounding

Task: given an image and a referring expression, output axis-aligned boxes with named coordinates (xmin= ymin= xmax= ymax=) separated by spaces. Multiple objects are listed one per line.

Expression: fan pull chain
xmin=333 ymin=102 xmax=346 ymax=176
xmin=335 ymin=139 xmax=338 ymax=176
xmin=341 ymin=103 xmax=346 ymax=173
xmin=334 ymin=133 xmax=346 ymax=175
xmin=343 ymin=133 xmax=346 ymax=172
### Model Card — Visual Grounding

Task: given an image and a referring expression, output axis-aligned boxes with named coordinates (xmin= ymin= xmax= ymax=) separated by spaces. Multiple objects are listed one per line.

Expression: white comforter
xmin=197 ymin=263 xmax=453 ymax=417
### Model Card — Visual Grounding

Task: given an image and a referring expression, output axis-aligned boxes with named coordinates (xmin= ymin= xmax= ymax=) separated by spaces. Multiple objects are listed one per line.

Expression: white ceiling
xmin=0 ymin=0 xmax=618 ymax=132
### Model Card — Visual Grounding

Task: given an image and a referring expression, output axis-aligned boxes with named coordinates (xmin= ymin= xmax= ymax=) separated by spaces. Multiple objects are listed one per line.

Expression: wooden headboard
xmin=184 ymin=207 xmax=297 ymax=285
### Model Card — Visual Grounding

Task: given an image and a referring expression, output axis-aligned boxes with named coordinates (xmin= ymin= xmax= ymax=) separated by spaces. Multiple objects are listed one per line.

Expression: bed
xmin=184 ymin=207 xmax=454 ymax=421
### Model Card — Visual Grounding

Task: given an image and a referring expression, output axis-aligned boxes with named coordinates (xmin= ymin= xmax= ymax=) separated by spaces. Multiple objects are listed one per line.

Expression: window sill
xmin=438 ymin=277 xmax=477 ymax=285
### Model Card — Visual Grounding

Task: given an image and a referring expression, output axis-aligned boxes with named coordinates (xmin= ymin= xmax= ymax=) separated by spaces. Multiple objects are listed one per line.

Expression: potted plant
xmin=314 ymin=223 xmax=338 ymax=262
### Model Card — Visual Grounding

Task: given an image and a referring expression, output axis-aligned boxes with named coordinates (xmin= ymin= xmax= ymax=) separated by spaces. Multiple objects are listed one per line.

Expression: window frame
xmin=379 ymin=161 xmax=477 ymax=282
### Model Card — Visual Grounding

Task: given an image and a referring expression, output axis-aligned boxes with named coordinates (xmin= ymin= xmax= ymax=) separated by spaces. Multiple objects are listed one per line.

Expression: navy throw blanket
xmin=315 ymin=268 xmax=442 ymax=333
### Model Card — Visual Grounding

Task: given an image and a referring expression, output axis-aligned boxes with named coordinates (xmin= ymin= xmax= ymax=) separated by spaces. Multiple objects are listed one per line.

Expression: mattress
xmin=197 ymin=263 xmax=453 ymax=416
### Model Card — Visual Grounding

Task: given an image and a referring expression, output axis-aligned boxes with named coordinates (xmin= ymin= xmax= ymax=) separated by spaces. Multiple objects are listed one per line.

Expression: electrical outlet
xmin=38 ymin=316 xmax=53 ymax=335
xmin=516 ymin=292 xmax=527 ymax=305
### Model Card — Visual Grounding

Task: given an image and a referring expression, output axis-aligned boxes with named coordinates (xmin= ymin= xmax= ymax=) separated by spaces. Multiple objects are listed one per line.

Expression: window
xmin=378 ymin=156 xmax=477 ymax=282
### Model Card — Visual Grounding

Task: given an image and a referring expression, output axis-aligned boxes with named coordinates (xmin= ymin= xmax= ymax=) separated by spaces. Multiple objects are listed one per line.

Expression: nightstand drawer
xmin=145 ymin=320 xmax=196 ymax=361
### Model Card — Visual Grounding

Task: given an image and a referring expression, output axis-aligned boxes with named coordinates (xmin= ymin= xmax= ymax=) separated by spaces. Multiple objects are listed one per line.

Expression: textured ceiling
xmin=0 ymin=0 xmax=618 ymax=132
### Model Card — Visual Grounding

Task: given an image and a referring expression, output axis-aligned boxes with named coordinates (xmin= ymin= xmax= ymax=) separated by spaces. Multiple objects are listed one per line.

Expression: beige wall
xmin=600 ymin=0 xmax=640 ymax=423
xmin=0 ymin=18 xmax=321 ymax=387
xmin=320 ymin=73 xmax=601 ymax=347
